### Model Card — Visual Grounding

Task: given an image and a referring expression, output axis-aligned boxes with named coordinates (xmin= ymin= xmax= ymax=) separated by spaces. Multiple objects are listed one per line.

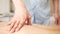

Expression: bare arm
xmin=53 ymin=0 xmax=59 ymax=18
xmin=53 ymin=0 xmax=60 ymax=24
xmin=8 ymin=0 xmax=31 ymax=33
xmin=50 ymin=0 xmax=59 ymax=24
xmin=12 ymin=0 xmax=28 ymax=16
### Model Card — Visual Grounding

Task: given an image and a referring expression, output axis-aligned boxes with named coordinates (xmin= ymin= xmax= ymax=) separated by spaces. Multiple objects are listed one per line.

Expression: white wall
xmin=0 ymin=0 xmax=10 ymax=14
xmin=0 ymin=0 xmax=10 ymax=22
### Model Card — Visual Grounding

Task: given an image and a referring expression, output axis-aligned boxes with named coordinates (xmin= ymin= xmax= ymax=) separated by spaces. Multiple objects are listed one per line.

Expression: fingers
xmin=10 ymin=28 xmax=15 ymax=33
xmin=9 ymin=20 xmax=16 ymax=31
xmin=8 ymin=14 xmax=31 ymax=33
xmin=59 ymin=20 xmax=60 ymax=24
xmin=13 ymin=21 xmax=20 ymax=29
xmin=7 ymin=21 xmax=12 ymax=25
xmin=58 ymin=17 xmax=60 ymax=24
xmin=55 ymin=17 xmax=60 ymax=25
xmin=57 ymin=19 xmax=60 ymax=25
xmin=27 ymin=16 xmax=31 ymax=25
xmin=10 ymin=19 xmax=25 ymax=33
xmin=55 ymin=18 xmax=58 ymax=24
xmin=15 ymin=19 xmax=26 ymax=32
xmin=7 ymin=18 xmax=15 ymax=25
xmin=10 ymin=21 xmax=19 ymax=33
xmin=15 ymin=23 xmax=23 ymax=32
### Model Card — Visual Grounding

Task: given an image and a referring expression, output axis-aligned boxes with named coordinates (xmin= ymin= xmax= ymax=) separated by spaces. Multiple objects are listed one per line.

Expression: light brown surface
xmin=0 ymin=22 xmax=60 ymax=34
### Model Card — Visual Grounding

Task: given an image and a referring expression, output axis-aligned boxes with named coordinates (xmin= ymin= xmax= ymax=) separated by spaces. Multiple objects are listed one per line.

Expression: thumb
xmin=27 ymin=16 xmax=31 ymax=25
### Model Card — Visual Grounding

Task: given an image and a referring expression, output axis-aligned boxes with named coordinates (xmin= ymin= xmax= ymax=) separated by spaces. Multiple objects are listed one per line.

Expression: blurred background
xmin=0 ymin=0 xmax=13 ymax=22
xmin=0 ymin=0 xmax=30 ymax=22
xmin=0 ymin=0 xmax=60 ymax=22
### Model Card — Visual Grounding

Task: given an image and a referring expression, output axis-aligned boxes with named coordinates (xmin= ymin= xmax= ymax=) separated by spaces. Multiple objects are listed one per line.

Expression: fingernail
xmin=10 ymin=31 xmax=14 ymax=33
xmin=10 ymin=29 xmax=15 ymax=33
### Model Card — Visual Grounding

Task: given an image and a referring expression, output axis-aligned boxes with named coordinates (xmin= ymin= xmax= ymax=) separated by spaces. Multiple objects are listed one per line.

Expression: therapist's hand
xmin=7 ymin=11 xmax=31 ymax=33
xmin=55 ymin=16 xmax=60 ymax=25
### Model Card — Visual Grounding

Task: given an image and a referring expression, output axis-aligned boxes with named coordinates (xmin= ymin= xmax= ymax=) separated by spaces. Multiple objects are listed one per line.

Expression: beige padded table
xmin=0 ymin=22 xmax=60 ymax=34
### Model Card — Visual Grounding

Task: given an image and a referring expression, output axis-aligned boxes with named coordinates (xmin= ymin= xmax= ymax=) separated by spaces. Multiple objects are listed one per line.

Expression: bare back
xmin=0 ymin=22 xmax=60 ymax=34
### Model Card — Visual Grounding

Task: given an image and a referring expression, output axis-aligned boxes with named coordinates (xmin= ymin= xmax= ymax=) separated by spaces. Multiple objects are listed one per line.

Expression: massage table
xmin=0 ymin=22 xmax=60 ymax=34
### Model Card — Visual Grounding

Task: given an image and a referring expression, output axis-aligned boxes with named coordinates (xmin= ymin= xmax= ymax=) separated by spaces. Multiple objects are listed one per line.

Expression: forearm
xmin=53 ymin=0 xmax=59 ymax=17
xmin=12 ymin=0 xmax=28 ymax=16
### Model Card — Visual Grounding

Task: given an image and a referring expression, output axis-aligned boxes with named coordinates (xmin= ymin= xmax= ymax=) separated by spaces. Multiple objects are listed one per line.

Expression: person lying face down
xmin=0 ymin=23 xmax=60 ymax=34
xmin=7 ymin=0 xmax=59 ymax=33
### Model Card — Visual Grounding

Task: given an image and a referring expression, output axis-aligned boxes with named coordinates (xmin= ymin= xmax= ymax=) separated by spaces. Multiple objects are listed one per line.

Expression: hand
xmin=55 ymin=16 xmax=60 ymax=25
xmin=7 ymin=11 xmax=31 ymax=33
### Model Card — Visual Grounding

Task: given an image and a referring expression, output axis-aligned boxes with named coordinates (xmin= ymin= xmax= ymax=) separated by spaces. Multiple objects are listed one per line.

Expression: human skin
xmin=53 ymin=0 xmax=60 ymax=24
xmin=7 ymin=0 xmax=31 ymax=33
xmin=7 ymin=0 xmax=60 ymax=33
xmin=0 ymin=23 xmax=60 ymax=34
